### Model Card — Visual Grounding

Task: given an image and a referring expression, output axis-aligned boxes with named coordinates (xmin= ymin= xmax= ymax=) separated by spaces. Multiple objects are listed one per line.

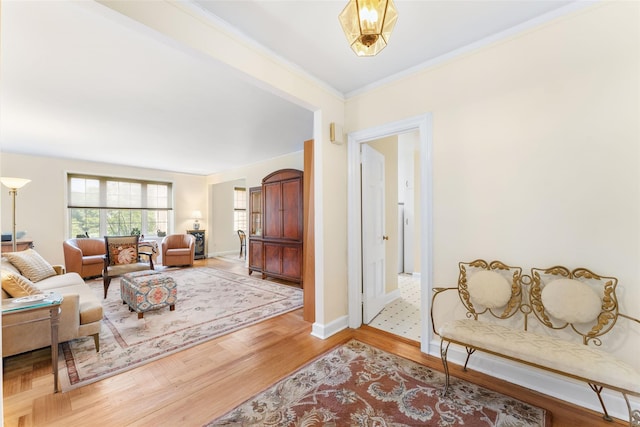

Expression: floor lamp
xmin=1 ymin=177 xmax=31 ymax=252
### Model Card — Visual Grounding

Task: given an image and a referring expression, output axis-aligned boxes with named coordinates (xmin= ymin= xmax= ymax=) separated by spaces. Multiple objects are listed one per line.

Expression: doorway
xmin=347 ymin=114 xmax=433 ymax=353
xmin=363 ymin=132 xmax=422 ymax=341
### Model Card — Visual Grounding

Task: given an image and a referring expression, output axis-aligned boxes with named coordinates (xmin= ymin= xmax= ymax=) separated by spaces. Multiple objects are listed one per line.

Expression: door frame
xmin=347 ymin=113 xmax=433 ymax=353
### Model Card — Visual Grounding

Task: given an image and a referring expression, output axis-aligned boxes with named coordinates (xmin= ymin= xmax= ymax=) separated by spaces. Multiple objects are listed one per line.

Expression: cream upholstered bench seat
xmin=440 ymin=319 xmax=640 ymax=395
xmin=432 ymin=259 xmax=640 ymax=427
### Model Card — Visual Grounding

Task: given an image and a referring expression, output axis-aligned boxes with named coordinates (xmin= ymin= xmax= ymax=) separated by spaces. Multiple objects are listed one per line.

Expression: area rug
xmin=59 ymin=267 xmax=303 ymax=391
xmin=207 ymin=340 xmax=550 ymax=426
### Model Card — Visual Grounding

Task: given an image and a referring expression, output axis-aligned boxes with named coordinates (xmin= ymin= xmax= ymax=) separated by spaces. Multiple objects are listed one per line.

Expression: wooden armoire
xmin=248 ymin=169 xmax=303 ymax=285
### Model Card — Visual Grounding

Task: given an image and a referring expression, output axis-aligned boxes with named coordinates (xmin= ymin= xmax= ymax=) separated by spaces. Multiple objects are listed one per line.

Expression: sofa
xmin=1 ymin=249 xmax=103 ymax=357
xmin=161 ymin=234 xmax=195 ymax=267
xmin=63 ymin=238 xmax=106 ymax=279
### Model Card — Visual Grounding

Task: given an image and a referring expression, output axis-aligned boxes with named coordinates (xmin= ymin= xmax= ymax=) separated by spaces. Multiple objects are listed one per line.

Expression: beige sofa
xmin=1 ymin=254 xmax=103 ymax=357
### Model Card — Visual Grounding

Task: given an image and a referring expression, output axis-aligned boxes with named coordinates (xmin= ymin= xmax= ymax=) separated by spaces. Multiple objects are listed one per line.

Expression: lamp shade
xmin=0 ymin=177 xmax=31 ymax=190
xmin=339 ymin=0 xmax=398 ymax=57
xmin=192 ymin=210 xmax=202 ymax=220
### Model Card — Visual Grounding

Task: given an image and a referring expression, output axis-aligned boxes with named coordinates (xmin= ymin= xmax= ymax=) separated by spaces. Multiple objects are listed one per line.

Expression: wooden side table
xmin=1 ymin=240 xmax=34 ymax=253
xmin=2 ymin=293 xmax=63 ymax=393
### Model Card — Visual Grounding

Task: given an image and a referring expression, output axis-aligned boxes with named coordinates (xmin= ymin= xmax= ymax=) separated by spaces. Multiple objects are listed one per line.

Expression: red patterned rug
xmin=207 ymin=340 xmax=550 ymax=426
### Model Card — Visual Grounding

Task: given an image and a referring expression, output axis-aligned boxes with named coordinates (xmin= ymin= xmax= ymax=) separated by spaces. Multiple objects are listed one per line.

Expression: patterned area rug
xmin=59 ymin=267 xmax=302 ymax=391
xmin=207 ymin=340 xmax=550 ymax=426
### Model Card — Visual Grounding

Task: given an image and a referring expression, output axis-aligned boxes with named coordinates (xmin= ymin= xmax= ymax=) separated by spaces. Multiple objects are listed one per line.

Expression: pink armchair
xmin=161 ymin=234 xmax=195 ymax=267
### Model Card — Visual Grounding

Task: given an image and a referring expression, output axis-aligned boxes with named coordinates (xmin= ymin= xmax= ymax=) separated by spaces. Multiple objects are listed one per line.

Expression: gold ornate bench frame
xmin=431 ymin=259 xmax=640 ymax=427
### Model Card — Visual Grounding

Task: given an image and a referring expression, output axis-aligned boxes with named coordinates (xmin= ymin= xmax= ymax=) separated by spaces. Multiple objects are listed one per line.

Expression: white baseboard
xmin=209 ymin=250 xmax=238 ymax=257
xmin=427 ymin=339 xmax=634 ymax=422
xmin=384 ymin=289 xmax=401 ymax=305
xmin=311 ymin=315 xmax=349 ymax=339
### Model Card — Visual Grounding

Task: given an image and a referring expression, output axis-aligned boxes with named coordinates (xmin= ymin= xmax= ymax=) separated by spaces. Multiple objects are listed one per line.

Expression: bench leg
xmin=440 ymin=339 xmax=452 ymax=396
xmin=463 ymin=347 xmax=476 ymax=371
xmin=622 ymin=392 xmax=639 ymax=427
xmin=589 ymin=384 xmax=613 ymax=422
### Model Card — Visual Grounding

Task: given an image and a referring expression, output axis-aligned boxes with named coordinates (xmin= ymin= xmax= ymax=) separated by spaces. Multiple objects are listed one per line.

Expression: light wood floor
xmin=2 ymin=258 xmax=626 ymax=426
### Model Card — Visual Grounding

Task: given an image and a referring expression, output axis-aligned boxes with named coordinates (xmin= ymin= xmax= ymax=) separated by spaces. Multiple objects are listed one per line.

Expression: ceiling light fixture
xmin=339 ymin=0 xmax=398 ymax=57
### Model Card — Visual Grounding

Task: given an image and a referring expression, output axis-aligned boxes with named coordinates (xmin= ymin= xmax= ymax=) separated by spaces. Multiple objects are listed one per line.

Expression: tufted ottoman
xmin=120 ymin=270 xmax=177 ymax=319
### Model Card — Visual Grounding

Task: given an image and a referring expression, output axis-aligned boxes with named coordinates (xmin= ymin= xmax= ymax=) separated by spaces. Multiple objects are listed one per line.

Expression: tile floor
xmin=368 ymin=273 xmax=421 ymax=341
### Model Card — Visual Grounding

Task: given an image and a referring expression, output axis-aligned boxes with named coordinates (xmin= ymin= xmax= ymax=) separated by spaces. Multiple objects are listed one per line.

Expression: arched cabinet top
xmin=262 ymin=169 xmax=303 ymax=184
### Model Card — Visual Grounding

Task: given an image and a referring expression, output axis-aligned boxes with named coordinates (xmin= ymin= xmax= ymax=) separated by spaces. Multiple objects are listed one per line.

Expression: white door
xmin=361 ymin=144 xmax=387 ymax=323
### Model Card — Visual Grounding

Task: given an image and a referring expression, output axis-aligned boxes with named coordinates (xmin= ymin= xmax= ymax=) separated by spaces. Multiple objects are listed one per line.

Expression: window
xmin=234 ymin=187 xmax=247 ymax=232
xmin=68 ymin=174 xmax=172 ymax=239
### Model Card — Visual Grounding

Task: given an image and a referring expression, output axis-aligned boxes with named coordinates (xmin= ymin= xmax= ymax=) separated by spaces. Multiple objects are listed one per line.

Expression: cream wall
xmin=0 ymin=152 xmax=206 ymax=266
xmin=346 ymin=1 xmax=640 ymax=371
xmin=209 ymin=179 xmax=244 ymax=256
xmin=207 ymin=151 xmax=303 ymax=188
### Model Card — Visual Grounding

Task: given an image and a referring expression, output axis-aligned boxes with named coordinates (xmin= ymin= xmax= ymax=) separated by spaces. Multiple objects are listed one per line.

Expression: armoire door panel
xmin=282 ymin=179 xmax=302 ymax=240
xmin=263 ymin=182 xmax=283 ymax=239
xmin=248 ymin=239 xmax=263 ymax=272
xmin=264 ymin=243 xmax=282 ymax=274
xmin=281 ymin=245 xmax=302 ymax=278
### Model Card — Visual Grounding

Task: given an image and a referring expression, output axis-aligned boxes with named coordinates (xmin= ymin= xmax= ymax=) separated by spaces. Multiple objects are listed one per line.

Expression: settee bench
xmin=431 ymin=259 xmax=640 ymax=426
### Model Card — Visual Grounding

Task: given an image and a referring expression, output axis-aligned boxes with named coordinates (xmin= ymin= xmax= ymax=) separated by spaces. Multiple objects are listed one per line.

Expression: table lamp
xmin=192 ymin=210 xmax=202 ymax=230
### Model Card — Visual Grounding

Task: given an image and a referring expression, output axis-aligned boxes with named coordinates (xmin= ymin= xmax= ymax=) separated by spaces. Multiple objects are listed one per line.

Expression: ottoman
xmin=120 ymin=270 xmax=177 ymax=319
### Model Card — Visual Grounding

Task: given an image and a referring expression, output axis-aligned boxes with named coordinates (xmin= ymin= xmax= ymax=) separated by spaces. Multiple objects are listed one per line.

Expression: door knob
xmin=382 ymin=235 xmax=389 ymax=241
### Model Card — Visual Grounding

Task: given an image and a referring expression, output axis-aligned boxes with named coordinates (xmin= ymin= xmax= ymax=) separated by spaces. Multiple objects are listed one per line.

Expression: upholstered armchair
xmin=63 ymin=238 xmax=107 ymax=279
xmin=103 ymin=235 xmax=154 ymax=299
xmin=161 ymin=234 xmax=195 ymax=267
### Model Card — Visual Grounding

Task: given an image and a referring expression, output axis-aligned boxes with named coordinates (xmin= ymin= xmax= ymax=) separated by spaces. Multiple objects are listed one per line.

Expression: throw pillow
xmin=4 ymin=249 xmax=57 ymax=282
xmin=1 ymin=269 xmax=42 ymax=297
xmin=107 ymin=242 xmax=138 ymax=265
xmin=541 ymin=278 xmax=602 ymax=324
xmin=467 ymin=270 xmax=512 ymax=309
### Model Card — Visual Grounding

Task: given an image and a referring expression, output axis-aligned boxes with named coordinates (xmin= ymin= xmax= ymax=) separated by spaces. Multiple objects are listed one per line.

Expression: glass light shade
xmin=339 ymin=0 xmax=398 ymax=57
xmin=0 ymin=177 xmax=31 ymax=190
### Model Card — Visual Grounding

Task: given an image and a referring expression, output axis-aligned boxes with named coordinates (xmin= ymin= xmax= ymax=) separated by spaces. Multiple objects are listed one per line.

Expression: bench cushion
xmin=440 ymin=319 xmax=640 ymax=394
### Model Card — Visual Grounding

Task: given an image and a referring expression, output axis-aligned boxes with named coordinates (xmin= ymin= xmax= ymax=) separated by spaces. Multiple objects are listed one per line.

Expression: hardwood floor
xmin=2 ymin=258 xmax=627 ymax=426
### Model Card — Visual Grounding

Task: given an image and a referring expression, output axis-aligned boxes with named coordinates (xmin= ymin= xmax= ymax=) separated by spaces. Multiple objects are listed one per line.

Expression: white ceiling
xmin=0 ymin=0 xmax=586 ymax=175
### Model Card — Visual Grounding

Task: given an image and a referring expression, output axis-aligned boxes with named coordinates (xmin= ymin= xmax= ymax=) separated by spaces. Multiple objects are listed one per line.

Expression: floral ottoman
xmin=120 ymin=270 xmax=177 ymax=319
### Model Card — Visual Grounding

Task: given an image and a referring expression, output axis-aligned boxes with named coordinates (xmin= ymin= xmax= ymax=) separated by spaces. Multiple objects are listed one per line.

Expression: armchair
xmin=63 ymin=238 xmax=106 ymax=279
xmin=161 ymin=234 xmax=195 ymax=267
xmin=103 ymin=235 xmax=154 ymax=299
